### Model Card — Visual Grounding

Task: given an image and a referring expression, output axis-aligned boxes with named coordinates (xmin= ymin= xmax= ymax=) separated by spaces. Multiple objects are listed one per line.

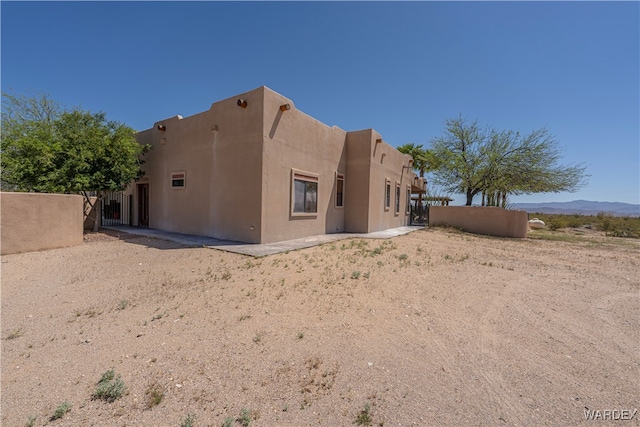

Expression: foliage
xmin=429 ymin=116 xmax=588 ymax=205
xmin=530 ymin=212 xmax=640 ymax=238
xmin=180 ymin=413 xmax=197 ymax=427
xmin=1 ymin=91 xmax=150 ymax=229
xmin=355 ymin=402 xmax=373 ymax=425
xmin=93 ymin=369 xmax=126 ymax=402
xmin=145 ymin=383 xmax=165 ymax=408
xmin=50 ymin=402 xmax=71 ymax=421
xmin=396 ymin=143 xmax=439 ymax=178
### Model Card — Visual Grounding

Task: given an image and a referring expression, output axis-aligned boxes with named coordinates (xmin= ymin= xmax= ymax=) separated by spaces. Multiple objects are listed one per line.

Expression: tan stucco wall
xmin=136 ymin=87 xmax=264 ymax=243
xmin=133 ymin=86 xmax=420 ymax=244
xmin=1 ymin=192 xmax=84 ymax=255
xmin=429 ymin=206 xmax=529 ymax=238
xmin=260 ymin=88 xmax=349 ymax=243
xmin=364 ymin=131 xmax=414 ymax=233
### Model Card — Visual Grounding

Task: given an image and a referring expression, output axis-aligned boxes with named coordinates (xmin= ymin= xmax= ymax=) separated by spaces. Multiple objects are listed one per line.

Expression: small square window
xmin=171 ymin=171 xmax=186 ymax=189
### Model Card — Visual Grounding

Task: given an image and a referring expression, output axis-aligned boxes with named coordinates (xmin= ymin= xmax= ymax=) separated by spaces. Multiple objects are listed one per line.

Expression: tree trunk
xmin=465 ymin=189 xmax=474 ymax=206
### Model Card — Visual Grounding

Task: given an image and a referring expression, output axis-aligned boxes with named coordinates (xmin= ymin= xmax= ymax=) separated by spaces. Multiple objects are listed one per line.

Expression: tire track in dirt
xmin=407 ymin=289 xmax=534 ymax=426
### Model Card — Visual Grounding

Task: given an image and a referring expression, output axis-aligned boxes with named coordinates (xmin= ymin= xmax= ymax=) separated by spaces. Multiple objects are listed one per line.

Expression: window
xmin=292 ymin=170 xmax=318 ymax=215
xmin=385 ymin=179 xmax=391 ymax=210
xmin=171 ymin=171 xmax=186 ymax=189
xmin=406 ymin=186 xmax=411 ymax=214
xmin=335 ymin=173 xmax=344 ymax=208
xmin=395 ymin=182 xmax=401 ymax=215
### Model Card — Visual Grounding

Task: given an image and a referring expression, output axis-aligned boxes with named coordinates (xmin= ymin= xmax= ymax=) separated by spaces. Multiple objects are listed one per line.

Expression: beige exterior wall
xmin=1 ymin=192 xmax=84 ymax=255
xmin=260 ymin=88 xmax=349 ymax=243
xmin=344 ymin=130 xmax=414 ymax=233
xmin=132 ymin=86 xmax=420 ymax=244
xmin=135 ymin=88 xmax=265 ymax=243
xmin=429 ymin=206 xmax=529 ymax=238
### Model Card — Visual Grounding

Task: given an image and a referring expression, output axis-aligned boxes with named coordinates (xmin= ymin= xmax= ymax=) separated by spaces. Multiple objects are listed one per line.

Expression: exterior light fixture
xmin=210 ymin=125 xmax=219 ymax=132
xmin=157 ymin=124 xmax=166 ymax=131
xmin=279 ymin=103 xmax=291 ymax=112
xmin=237 ymin=99 xmax=248 ymax=108
xmin=375 ymin=138 xmax=383 ymax=144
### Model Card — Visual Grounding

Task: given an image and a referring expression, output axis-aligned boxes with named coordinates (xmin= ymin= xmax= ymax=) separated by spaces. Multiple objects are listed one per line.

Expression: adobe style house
xmin=128 ymin=86 xmax=425 ymax=244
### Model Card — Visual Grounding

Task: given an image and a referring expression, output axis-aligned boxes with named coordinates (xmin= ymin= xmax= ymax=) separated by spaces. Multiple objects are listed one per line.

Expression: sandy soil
xmin=2 ymin=228 xmax=639 ymax=427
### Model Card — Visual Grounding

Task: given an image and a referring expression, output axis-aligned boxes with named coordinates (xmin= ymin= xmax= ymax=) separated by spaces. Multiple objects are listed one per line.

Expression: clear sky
xmin=2 ymin=1 xmax=638 ymax=205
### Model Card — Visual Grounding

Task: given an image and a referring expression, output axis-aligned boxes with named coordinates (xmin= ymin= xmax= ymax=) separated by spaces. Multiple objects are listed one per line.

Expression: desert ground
xmin=2 ymin=227 xmax=638 ymax=427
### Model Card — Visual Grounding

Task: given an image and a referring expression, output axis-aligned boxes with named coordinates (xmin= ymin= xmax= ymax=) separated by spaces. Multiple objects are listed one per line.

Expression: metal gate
xmin=101 ymin=192 xmax=131 ymax=226
xmin=409 ymin=204 xmax=429 ymax=226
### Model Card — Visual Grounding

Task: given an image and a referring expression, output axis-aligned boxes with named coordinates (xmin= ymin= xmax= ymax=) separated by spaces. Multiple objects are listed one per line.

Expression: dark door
xmin=138 ymin=184 xmax=149 ymax=227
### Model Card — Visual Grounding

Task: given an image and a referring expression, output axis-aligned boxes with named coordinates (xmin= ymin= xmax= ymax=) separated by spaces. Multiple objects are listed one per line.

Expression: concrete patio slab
xmin=101 ymin=225 xmax=425 ymax=257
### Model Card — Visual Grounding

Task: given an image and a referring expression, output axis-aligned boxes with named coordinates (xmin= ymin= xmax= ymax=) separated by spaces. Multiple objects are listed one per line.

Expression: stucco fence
xmin=428 ymin=206 xmax=529 ymax=238
xmin=1 ymin=192 xmax=84 ymax=255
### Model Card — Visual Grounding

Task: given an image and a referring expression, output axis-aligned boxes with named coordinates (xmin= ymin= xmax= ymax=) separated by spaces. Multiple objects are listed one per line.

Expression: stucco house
xmin=127 ymin=86 xmax=425 ymax=244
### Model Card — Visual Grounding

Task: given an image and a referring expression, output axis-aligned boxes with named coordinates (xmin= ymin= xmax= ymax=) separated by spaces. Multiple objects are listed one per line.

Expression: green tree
xmin=1 ymin=92 xmax=150 ymax=230
xmin=430 ymin=116 xmax=588 ymax=206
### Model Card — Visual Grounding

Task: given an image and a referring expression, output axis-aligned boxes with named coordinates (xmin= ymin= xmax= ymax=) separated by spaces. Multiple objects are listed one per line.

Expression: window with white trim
xmin=395 ymin=182 xmax=401 ymax=215
xmin=335 ymin=173 xmax=344 ymax=208
xmin=292 ymin=170 xmax=318 ymax=215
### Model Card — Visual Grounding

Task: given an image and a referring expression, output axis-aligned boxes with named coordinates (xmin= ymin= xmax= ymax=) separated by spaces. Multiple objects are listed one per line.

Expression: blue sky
xmin=2 ymin=1 xmax=638 ymax=205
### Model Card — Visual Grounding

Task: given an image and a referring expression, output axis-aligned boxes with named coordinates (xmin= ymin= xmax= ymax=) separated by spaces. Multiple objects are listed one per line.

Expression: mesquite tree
xmin=1 ymin=92 xmax=150 ymax=230
xmin=429 ymin=116 xmax=588 ymax=206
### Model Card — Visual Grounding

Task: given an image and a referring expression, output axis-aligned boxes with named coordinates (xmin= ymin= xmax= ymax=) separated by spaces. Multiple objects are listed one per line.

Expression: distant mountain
xmin=510 ymin=200 xmax=640 ymax=217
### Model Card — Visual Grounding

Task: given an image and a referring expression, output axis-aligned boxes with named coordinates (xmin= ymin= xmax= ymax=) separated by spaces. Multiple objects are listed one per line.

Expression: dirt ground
xmin=2 ymin=227 xmax=638 ymax=427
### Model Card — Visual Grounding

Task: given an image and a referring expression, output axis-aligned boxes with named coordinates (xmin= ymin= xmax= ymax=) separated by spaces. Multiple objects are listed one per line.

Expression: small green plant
xmin=547 ymin=218 xmax=566 ymax=231
xmin=151 ymin=311 xmax=165 ymax=321
xmin=297 ymin=332 xmax=304 ymax=340
xmin=25 ymin=415 xmax=37 ymax=427
xmin=397 ymin=253 xmax=408 ymax=261
xmin=145 ymin=383 xmax=164 ymax=408
xmin=117 ymin=299 xmax=130 ymax=310
xmin=6 ymin=328 xmax=23 ymax=340
xmin=363 ymin=272 xmax=370 ymax=279
xmin=239 ymin=408 xmax=254 ymax=427
xmin=253 ymin=332 xmax=263 ymax=343
xmin=221 ymin=271 xmax=232 ymax=281
xmin=355 ymin=402 xmax=372 ymax=425
xmin=93 ymin=369 xmax=126 ymax=402
xmin=221 ymin=417 xmax=234 ymax=427
xmin=50 ymin=401 xmax=71 ymax=421
xmin=351 ymin=271 xmax=361 ymax=279
xmin=180 ymin=413 xmax=197 ymax=427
